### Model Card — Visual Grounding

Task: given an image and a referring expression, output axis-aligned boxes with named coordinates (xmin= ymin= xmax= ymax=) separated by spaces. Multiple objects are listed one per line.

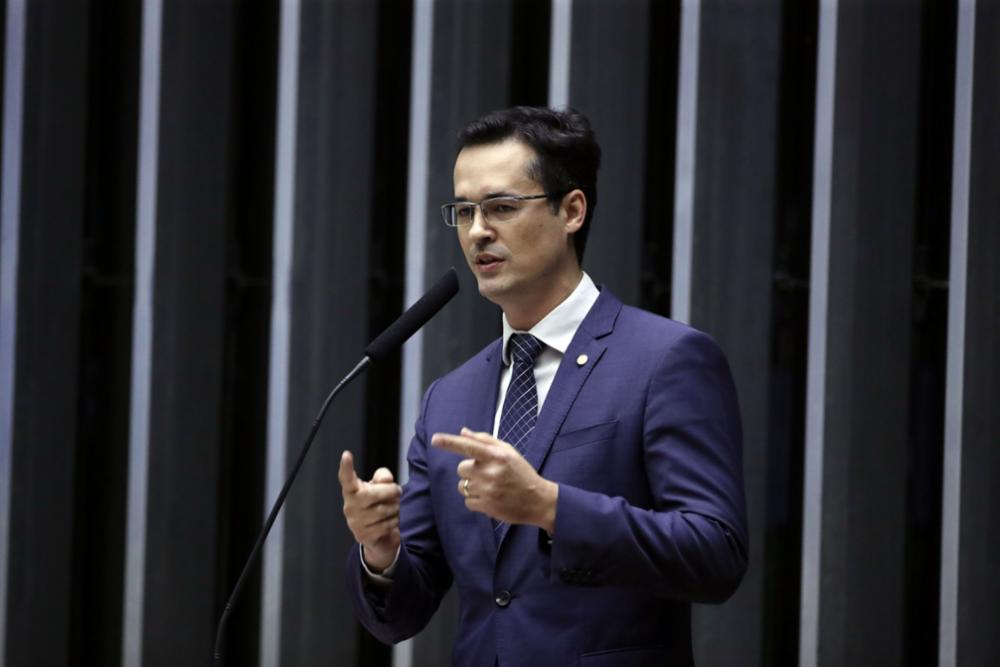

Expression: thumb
xmin=338 ymin=450 xmax=362 ymax=493
xmin=370 ymin=467 xmax=395 ymax=484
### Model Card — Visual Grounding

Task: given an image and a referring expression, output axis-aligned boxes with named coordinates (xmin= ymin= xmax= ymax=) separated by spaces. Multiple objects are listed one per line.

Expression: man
xmin=340 ymin=106 xmax=747 ymax=666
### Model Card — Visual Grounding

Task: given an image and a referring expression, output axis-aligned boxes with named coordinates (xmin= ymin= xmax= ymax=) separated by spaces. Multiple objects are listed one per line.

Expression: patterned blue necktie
xmin=494 ymin=333 xmax=544 ymax=543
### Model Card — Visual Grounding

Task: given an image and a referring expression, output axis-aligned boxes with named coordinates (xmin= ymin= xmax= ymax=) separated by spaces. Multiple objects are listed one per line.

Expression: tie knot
xmin=508 ymin=334 xmax=543 ymax=366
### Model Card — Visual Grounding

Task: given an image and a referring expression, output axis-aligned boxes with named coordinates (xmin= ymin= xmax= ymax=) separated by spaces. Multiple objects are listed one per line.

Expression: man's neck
xmin=502 ymin=270 xmax=584 ymax=331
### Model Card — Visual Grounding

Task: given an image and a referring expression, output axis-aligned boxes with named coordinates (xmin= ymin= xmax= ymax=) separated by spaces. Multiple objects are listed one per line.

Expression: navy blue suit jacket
xmin=347 ymin=288 xmax=748 ymax=666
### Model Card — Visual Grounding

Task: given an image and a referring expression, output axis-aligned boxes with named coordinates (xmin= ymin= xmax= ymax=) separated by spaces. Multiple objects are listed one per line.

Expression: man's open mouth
xmin=475 ymin=253 xmax=504 ymax=268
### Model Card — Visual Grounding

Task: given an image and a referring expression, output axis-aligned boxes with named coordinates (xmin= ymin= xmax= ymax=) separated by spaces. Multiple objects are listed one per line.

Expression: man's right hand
xmin=339 ymin=450 xmax=402 ymax=573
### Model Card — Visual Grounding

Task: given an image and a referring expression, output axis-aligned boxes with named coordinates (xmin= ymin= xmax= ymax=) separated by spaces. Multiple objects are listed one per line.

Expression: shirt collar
xmin=501 ymin=272 xmax=600 ymax=365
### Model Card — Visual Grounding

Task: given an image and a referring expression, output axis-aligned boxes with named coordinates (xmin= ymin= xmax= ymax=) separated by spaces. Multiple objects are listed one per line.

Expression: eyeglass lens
xmin=444 ymin=197 xmax=529 ymax=226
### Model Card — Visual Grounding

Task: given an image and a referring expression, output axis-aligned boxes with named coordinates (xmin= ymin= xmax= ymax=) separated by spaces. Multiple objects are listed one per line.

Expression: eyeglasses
xmin=440 ymin=193 xmax=553 ymax=228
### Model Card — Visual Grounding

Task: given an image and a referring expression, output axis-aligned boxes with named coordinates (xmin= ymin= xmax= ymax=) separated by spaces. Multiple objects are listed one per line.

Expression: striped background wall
xmin=0 ymin=1 xmax=996 ymax=666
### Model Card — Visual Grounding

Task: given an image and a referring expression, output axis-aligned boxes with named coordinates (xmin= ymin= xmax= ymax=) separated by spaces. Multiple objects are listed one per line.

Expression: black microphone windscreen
xmin=364 ymin=268 xmax=460 ymax=362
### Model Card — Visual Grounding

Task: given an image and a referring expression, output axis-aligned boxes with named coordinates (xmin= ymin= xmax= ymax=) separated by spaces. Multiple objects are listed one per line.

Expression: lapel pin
xmin=576 ymin=354 xmax=588 ymax=366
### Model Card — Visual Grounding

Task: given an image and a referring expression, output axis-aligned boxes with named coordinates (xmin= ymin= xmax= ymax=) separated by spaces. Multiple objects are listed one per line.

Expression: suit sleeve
xmin=345 ymin=380 xmax=453 ymax=644
xmin=548 ymin=329 xmax=748 ymax=603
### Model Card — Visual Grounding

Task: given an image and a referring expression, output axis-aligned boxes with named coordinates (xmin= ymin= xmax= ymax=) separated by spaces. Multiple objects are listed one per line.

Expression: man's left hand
xmin=431 ymin=427 xmax=558 ymax=533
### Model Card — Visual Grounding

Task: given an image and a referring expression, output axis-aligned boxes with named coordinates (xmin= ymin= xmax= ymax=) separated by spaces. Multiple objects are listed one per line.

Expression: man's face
xmin=452 ymin=139 xmax=580 ymax=313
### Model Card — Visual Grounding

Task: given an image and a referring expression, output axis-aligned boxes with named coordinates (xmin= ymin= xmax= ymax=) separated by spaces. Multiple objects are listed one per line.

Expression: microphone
xmin=213 ymin=268 xmax=460 ymax=664
xmin=365 ymin=267 xmax=459 ymax=361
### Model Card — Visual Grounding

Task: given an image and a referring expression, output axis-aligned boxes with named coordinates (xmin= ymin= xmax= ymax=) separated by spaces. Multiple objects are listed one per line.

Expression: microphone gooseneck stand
xmin=212 ymin=356 xmax=371 ymax=664
xmin=212 ymin=266 xmax=459 ymax=665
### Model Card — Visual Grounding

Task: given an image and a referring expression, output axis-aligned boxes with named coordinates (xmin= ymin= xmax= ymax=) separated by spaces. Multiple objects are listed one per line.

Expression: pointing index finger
xmin=431 ymin=432 xmax=496 ymax=460
xmin=460 ymin=427 xmax=501 ymax=445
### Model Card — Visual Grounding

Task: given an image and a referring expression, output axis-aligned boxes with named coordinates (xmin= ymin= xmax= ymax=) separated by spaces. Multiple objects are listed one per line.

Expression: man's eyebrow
xmin=451 ymin=190 xmax=515 ymax=202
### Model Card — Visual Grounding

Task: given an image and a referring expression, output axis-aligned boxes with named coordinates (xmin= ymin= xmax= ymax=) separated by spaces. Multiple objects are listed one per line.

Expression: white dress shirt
xmin=362 ymin=272 xmax=600 ymax=581
xmin=493 ymin=272 xmax=600 ymax=434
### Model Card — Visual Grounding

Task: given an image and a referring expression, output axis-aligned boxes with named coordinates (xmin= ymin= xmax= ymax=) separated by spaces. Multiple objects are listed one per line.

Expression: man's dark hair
xmin=456 ymin=106 xmax=601 ymax=263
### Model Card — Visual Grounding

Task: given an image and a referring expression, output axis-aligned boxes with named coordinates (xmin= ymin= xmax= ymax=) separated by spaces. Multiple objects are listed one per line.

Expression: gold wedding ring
xmin=462 ymin=478 xmax=471 ymax=498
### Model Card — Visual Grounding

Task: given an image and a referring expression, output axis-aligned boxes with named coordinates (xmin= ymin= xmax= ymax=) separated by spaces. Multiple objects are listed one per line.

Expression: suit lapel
xmin=521 ymin=337 xmax=606 ymax=474
xmin=474 ymin=340 xmax=503 ymax=566
xmin=472 ymin=339 xmax=503 ymax=433
xmin=496 ymin=289 xmax=622 ymax=553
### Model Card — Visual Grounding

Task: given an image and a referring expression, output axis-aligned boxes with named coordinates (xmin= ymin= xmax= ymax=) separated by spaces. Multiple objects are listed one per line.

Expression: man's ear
xmin=562 ymin=189 xmax=587 ymax=234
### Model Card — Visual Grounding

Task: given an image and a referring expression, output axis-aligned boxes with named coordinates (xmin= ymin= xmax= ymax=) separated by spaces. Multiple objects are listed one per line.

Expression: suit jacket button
xmin=495 ymin=590 xmax=512 ymax=607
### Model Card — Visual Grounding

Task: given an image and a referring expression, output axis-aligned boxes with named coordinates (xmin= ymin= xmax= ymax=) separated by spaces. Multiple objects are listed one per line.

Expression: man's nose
xmin=467 ymin=207 xmax=495 ymax=241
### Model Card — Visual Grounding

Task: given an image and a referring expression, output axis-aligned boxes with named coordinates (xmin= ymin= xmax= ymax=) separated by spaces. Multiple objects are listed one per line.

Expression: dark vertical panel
xmin=955 ymin=5 xmax=1000 ymax=664
xmin=140 ymin=2 xmax=234 ymax=663
xmin=817 ymin=2 xmax=923 ymax=663
xmin=762 ymin=0 xmax=817 ymax=663
xmin=639 ymin=0 xmax=679 ymax=317
xmin=4 ymin=1 xmax=89 ymax=664
xmin=568 ymin=0 xmax=649 ymax=302
xmin=279 ymin=2 xmax=380 ymax=664
xmin=508 ymin=0 xmax=551 ymax=105
xmin=903 ymin=0 xmax=955 ymax=663
xmin=360 ymin=2 xmax=413 ymax=664
xmin=71 ymin=1 xmax=140 ymax=665
xmin=212 ymin=2 xmax=279 ymax=666
xmin=364 ymin=0 xmax=414 ymax=502
xmin=685 ymin=2 xmax=783 ymax=665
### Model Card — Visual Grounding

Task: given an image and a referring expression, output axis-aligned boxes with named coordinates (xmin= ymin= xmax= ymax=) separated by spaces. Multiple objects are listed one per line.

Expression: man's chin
xmin=475 ymin=275 xmax=511 ymax=304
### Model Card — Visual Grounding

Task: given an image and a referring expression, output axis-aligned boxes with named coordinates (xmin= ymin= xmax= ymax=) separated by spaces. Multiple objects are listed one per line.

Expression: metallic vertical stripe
xmin=259 ymin=1 xmax=301 ymax=665
xmin=548 ymin=0 xmax=573 ymax=108
xmin=799 ymin=2 xmax=838 ymax=665
xmin=939 ymin=2 xmax=976 ymax=665
xmin=670 ymin=0 xmax=700 ymax=325
xmin=0 ymin=1 xmax=27 ymax=662
xmin=398 ymin=0 xmax=434 ymax=489
xmin=394 ymin=2 xmax=435 ymax=666
xmin=121 ymin=0 xmax=163 ymax=665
